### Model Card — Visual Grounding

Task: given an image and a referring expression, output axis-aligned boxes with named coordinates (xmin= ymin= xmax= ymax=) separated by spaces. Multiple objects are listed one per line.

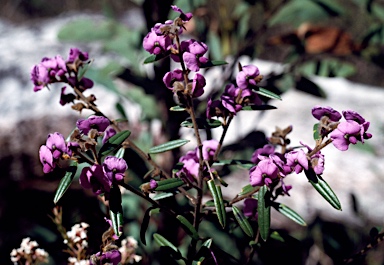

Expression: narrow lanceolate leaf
xmin=153 ymin=233 xmax=180 ymax=254
xmin=273 ymin=203 xmax=307 ymax=226
xmin=313 ymin=123 xmax=321 ymax=141
xmin=154 ymin=178 xmax=185 ymax=191
xmin=176 ymin=215 xmax=199 ymax=240
xmin=232 ymin=206 xmax=254 ymax=237
xmin=254 ymin=87 xmax=282 ymax=100
xmin=213 ymin=159 xmax=254 ymax=169
xmin=241 ymin=105 xmax=277 ymax=111
xmin=152 ymin=192 xmax=175 ymax=200
xmin=208 ymin=180 xmax=227 ymax=228
xmin=258 ymin=185 xmax=271 ymax=241
xmin=109 ymin=185 xmax=123 ymax=238
xmin=115 ymin=147 xmax=125 ymax=159
xmin=143 ymin=51 xmax=171 ymax=64
xmin=140 ymin=206 xmax=157 ymax=245
xmin=200 ymin=60 xmax=228 ymax=68
xmin=170 ymin=106 xmax=186 ymax=111
xmin=305 ymin=169 xmax=342 ymax=210
xmin=180 ymin=118 xmax=222 ymax=129
xmin=238 ymin=184 xmax=259 ymax=196
xmin=149 ymin=139 xmax=190 ymax=154
xmin=98 ymin=130 xmax=131 ymax=156
xmin=193 ymin=238 xmax=214 ymax=265
xmin=53 ymin=164 xmax=77 ymax=204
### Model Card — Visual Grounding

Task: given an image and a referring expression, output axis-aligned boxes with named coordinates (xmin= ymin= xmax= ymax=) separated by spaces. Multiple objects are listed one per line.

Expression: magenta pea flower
xmin=249 ymin=157 xmax=279 ymax=186
xmin=59 ymin=87 xmax=76 ymax=106
xmin=206 ymin=98 xmax=223 ymax=119
xmin=76 ymin=116 xmax=110 ymax=135
xmin=300 ymin=142 xmax=325 ymax=175
xmin=178 ymin=150 xmax=199 ymax=180
xmin=46 ymin=132 xmax=67 ymax=159
xmin=103 ymin=156 xmax=128 ymax=182
xmin=39 ymin=145 xmax=54 ymax=173
xmin=150 ymin=179 xmax=158 ymax=189
xmin=102 ymin=127 xmax=117 ymax=144
xmin=342 ymin=110 xmax=366 ymax=124
xmin=182 ymin=39 xmax=209 ymax=71
xmin=251 ymin=144 xmax=275 ymax=164
xmin=80 ymin=164 xmax=112 ymax=195
xmin=143 ymin=30 xmax=172 ymax=55
xmin=199 ymin=139 xmax=219 ymax=161
xmin=330 ymin=120 xmax=363 ymax=151
xmin=31 ymin=64 xmax=50 ymax=92
xmin=236 ymin=65 xmax=260 ymax=89
xmin=90 ymin=249 xmax=121 ymax=265
xmin=312 ymin=106 xmax=342 ymax=122
xmin=163 ymin=69 xmax=184 ymax=90
xmin=243 ymin=198 xmax=258 ymax=219
xmin=171 ymin=5 xmax=193 ymax=21
xmin=67 ymin=48 xmax=89 ymax=64
xmin=285 ymin=149 xmax=308 ymax=174
xmin=191 ymin=73 xmax=206 ymax=97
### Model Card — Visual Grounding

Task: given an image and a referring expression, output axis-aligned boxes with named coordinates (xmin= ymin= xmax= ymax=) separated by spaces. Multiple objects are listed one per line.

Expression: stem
xmin=213 ymin=115 xmax=233 ymax=161
xmin=308 ymin=138 xmax=333 ymax=157
xmin=229 ymin=187 xmax=260 ymax=206
xmin=245 ymin=230 xmax=260 ymax=265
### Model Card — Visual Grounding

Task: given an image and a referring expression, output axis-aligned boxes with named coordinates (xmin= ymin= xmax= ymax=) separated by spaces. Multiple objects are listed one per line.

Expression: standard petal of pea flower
xmin=39 ymin=145 xmax=54 ymax=173
xmin=46 ymin=132 xmax=67 ymax=159
xmin=311 ymin=106 xmax=342 ymax=122
xmin=102 ymin=156 xmax=128 ymax=182
xmin=236 ymin=65 xmax=260 ymax=89
xmin=76 ymin=116 xmax=110 ymax=135
xmin=285 ymin=149 xmax=309 ymax=174
xmin=249 ymin=158 xmax=279 ymax=186
xmin=79 ymin=165 xmax=112 ymax=195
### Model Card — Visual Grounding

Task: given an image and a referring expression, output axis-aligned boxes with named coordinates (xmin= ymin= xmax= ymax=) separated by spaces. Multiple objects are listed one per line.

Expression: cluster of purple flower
xmin=207 ymin=65 xmax=263 ymax=119
xmin=31 ymin=48 xmax=93 ymax=105
xmin=177 ymin=139 xmax=219 ymax=181
xmin=248 ymin=106 xmax=372 ymax=192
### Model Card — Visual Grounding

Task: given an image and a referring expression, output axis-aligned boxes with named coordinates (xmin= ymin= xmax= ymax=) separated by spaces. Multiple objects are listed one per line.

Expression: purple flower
xmin=330 ymin=120 xmax=362 ymax=151
xmin=39 ymin=145 xmax=54 ymax=173
xmin=179 ymin=150 xmax=199 ymax=180
xmin=342 ymin=110 xmax=366 ymax=124
xmin=236 ymin=65 xmax=260 ymax=89
xmin=312 ymin=106 xmax=341 ymax=122
xmin=191 ymin=73 xmax=206 ymax=97
xmin=150 ymin=179 xmax=158 ymax=189
xmin=143 ymin=30 xmax=171 ymax=55
xmin=270 ymin=154 xmax=292 ymax=176
xmin=46 ymin=132 xmax=67 ymax=159
xmin=59 ymin=87 xmax=76 ymax=106
xmin=163 ymin=69 xmax=184 ymax=90
xmin=102 ymin=127 xmax=117 ymax=144
xmin=199 ymin=139 xmax=219 ymax=161
xmin=280 ymin=180 xmax=292 ymax=195
xmin=31 ymin=64 xmax=50 ymax=92
xmin=182 ymin=40 xmax=209 ymax=71
xmin=171 ymin=5 xmax=193 ymax=21
xmin=102 ymin=156 xmax=128 ymax=182
xmin=285 ymin=149 xmax=308 ymax=174
xmin=251 ymin=144 xmax=275 ymax=164
xmin=67 ymin=48 xmax=89 ymax=64
xmin=76 ymin=116 xmax=110 ymax=135
xmin=206 ymin=98 xmax=223 ymax=119
xmin=249 ymin=157 xmax=279 ymax=186
xmin=41 ymin=56 xmax=67 ymax=79
xmin=300 ymin=142 xmax=325 ymax=175
xmin=80 ymin=164 xmax=112 ymax=195
xmin=243 ymin=198 xmax=258 ymax=219
xmin=90 ymin=250 xmax=121 ymax=265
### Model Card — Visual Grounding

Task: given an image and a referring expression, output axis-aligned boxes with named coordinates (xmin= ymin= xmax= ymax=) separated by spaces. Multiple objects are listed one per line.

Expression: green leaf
xmin=273 ymin=203 xmax=307 ymax=226
xmin=313 ymin=123 xmax=321 ymax=141
xmin=200 ymin=60 xmax=228 ymax=68
xmin=207 ymin=32 xmax=223 ymax=60
xmin=152 ymin=192 xmax=176 ymax=201
xmin=238 ymin=184 xmax=258 ymax=196
xmin=241 ymin=105 xmax=277 ymax=111
xmin=254 ymin=87 xmax=282 ymax=100
xmin=154 ymin=178 xmax=185 ymax=191
xmin=193 ymin=238 xmax=214 ymax=264
xmin=232 ymin=206 xmax=254 ymax=237
xmin=268 ymin=0 xmax=332 ymax=27
xmin=176 ymin=215 xmax=199 ymax=240
xmin=270 ymin=231 xmax=285 ymax=242
xmin=305 ymin=169 xmax=342 ymax=210
xmin=143 ymin=51 xmax=171 ymax=64
xmin=207 ymin=180 xmax=227 ymax=228
xmin=149 ymin=139 xmax=190 ymax=154
xmin=115 ymin=147 xmax=125 ymax=159
xmin=213 ymin=159 xmax=254 ymax=170
xmin=153 ymin=233 xmax=182 ymax=259
xmin=204 ymin=199 xmax=229 ymax=208
xmin=109 ymin=185 xmax=123 ymax=238
xmin=53 ymin=164 xmax=77 ymax=204
xmin=140 ymin=206 xmax=156 ymax=245
xmin=98 ymin=130 xmax=131 ymax=157
xmin=58 ymin=18 xmax=115 ymax=41
xmin=170 ymin=106 xmax=186 ymax=111
xmin=180 ymin=118 xmax=222 ymax=129
xmin=258 ymin=185 xmax=270 ymax=241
